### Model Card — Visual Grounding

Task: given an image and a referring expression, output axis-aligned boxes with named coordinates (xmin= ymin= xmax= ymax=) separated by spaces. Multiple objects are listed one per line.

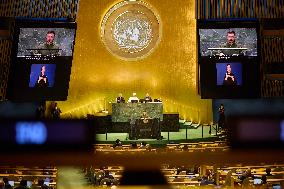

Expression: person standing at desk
xmin=218 ymin=104 xmax=225 ymax=131
xmin=141 ymin=111 xmax=150 ymax=124
xmin=144 ymin=93 xmax=152 ymax=102
xmin=116 ymin=93 xmax=125 ymax=103
xmin=128 ymin=92 xmax=139 ymax=103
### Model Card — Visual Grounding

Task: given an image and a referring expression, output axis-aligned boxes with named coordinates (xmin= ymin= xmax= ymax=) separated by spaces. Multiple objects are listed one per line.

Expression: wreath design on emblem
xmin=101 ymin=1 xmax=161 ymax=60
xmin=113 ymin=12 xmax=152 ymax=52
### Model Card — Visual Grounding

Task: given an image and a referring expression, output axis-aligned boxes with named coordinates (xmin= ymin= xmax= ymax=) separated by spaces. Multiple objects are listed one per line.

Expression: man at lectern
xmin=116 ymin=93 xmax=125 ymax=103
xmin=144 ymin=93 xmax=152 ymax=102
xmin=128 ymin=92 xmax=139 ymax=103
xmin=141 ymin=111 xmax=150 ymax=124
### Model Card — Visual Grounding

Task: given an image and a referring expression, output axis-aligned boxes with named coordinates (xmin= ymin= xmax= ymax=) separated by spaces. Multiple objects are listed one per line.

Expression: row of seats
xmin=84 ymin=166 xmax=121 ymax=187
xmin=166 ymin=141 xmax=230 ymax=152
xmin=94 ymin=140 xmax=229 ymax=153
xmin=94 ymin=143 xmax=155 ymax=153
xmin=0 ymin=166 xmax=57 ymax=189
xmin=84 ymin=164 xmax=284 ymax=188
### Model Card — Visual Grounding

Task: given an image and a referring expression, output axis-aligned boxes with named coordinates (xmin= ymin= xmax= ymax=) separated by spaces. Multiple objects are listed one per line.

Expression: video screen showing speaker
xmin=200 ymin=61 xmax=260 ymax=98
xmin=197 ymin=19 xmax=260 ymax=60
xmin=7 ymin=19 xmax=77 ymax=101
xmin=198 ymin=19 xmax=260 ymax=98
xmin=198 ymin=19 xmax=259 ymax=59
xmin=17 ymin=27 xmax=75 ymax=57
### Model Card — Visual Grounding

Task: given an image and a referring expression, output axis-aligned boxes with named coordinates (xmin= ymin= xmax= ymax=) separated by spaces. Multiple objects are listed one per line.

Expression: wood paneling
xmin=197 ymin=0 xmax=284 ymax=19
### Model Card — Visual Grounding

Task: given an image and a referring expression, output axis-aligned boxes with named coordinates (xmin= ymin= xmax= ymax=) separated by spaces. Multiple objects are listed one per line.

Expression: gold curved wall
xmin=60 ymin=0 xmax=212 ymax=123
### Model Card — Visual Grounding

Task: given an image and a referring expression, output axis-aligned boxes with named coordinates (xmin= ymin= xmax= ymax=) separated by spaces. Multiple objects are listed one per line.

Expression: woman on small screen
xmin=223 ymin=64 xmax=237 ymax=85
xmin=35 ymin=65 xmax=49 ymax=88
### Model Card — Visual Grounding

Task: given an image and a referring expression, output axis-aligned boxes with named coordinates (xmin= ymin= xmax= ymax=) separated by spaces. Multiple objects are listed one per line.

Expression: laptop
xmin=8 ymin=181 xmax=14 ymax=187
xmin=44 ymin=181 xmax=50 ymax=186
xmin=272 ymin=184 xmax=281 ymax=189
xmin=253 ymin=178 xmax=262 ymax=185
xmin=27 ymin=181 xmax=33 ymax=187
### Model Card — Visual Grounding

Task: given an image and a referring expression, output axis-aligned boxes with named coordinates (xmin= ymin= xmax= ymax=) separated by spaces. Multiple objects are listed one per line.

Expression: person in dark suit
xmin=223 ymin=64 xmax=237 ymax=86
xmin=219 ymin=31 xmax=244 ymax=56
xmin=51 ymin=102 xmax=62 ymax=119
xmin=3 ymin=178 xmax=13 ymax=189
xmin=35 ymin=65 xmax=49 ymax=88
xmin=218 ymin=104 xmax=225 ymax=131
xmin=15 ymin=180 xmax=28 ymax=189
xmin=116 ymin=93 xmax=125 ymax=103
xmin=35 ymin=31 xmax=60 ymax=56
xmin=38 ymin=179 xmax=50 ymax=189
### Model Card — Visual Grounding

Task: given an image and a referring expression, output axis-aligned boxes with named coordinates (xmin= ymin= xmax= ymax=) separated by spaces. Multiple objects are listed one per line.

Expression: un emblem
xmin=101 ymin=1 xmax=161 ymax=60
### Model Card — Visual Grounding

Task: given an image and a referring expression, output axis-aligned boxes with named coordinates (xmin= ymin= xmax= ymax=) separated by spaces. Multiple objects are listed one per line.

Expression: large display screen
xmin=200 ymin=60 xmax=260 ymax=98
xmin=198 ymin=19 xmax=260 ymax=98
xmin=199 ymin=28 xmax=257 ymax=57
xmin=198 ymin=20 xmax=259 ymax=59
xmin=7 ymin=19 xmax=77 ymax=101
xmin=17 ymin=28 xmax=76 ymax=57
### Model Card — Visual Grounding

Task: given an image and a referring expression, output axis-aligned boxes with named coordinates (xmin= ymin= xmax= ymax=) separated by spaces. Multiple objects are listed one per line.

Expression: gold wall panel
xmin=60 ymin=0 xmax=213 ymax=123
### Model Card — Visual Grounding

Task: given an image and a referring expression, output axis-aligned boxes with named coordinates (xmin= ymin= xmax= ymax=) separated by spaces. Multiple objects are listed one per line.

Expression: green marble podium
xmin=112 ymin=102 xmax=163 ymax=122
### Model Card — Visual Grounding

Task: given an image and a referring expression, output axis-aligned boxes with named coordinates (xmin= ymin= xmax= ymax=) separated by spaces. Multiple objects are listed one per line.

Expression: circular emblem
xmin=101 ymin=1 xmax=161 ymax=60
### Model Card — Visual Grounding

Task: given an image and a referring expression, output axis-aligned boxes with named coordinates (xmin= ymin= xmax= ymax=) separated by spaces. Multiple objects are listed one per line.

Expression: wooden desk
xmin=164 ymin=174 xmax=199 ymax=177
xmin=131 ymin=118 xmax=161 ymax=139
xmin=169 ymin=181 xmax=200 ymax=185
xmin=0 ymin=174 xmax=56 ymax=178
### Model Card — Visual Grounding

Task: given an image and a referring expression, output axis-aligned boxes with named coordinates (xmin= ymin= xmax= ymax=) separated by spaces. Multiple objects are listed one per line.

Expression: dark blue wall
xmin=213 ymin=99 xmax=284 ymax=122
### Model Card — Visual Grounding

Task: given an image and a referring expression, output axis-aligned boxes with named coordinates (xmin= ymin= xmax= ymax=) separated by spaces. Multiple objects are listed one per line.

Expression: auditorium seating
xmin=94 ymin=140 xmax=230 ymax=153
xmin=85 ymin=164 xmax=284 ymax=188
xmin=0 ymin=166 xmax=57 ymax=188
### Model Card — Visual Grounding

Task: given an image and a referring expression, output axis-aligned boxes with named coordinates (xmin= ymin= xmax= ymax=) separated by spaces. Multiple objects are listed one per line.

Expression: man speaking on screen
xmin=35 ymin=31 xmax=60 ymax=56
xmin=219 ymin=31 xmax=244 ymax=56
